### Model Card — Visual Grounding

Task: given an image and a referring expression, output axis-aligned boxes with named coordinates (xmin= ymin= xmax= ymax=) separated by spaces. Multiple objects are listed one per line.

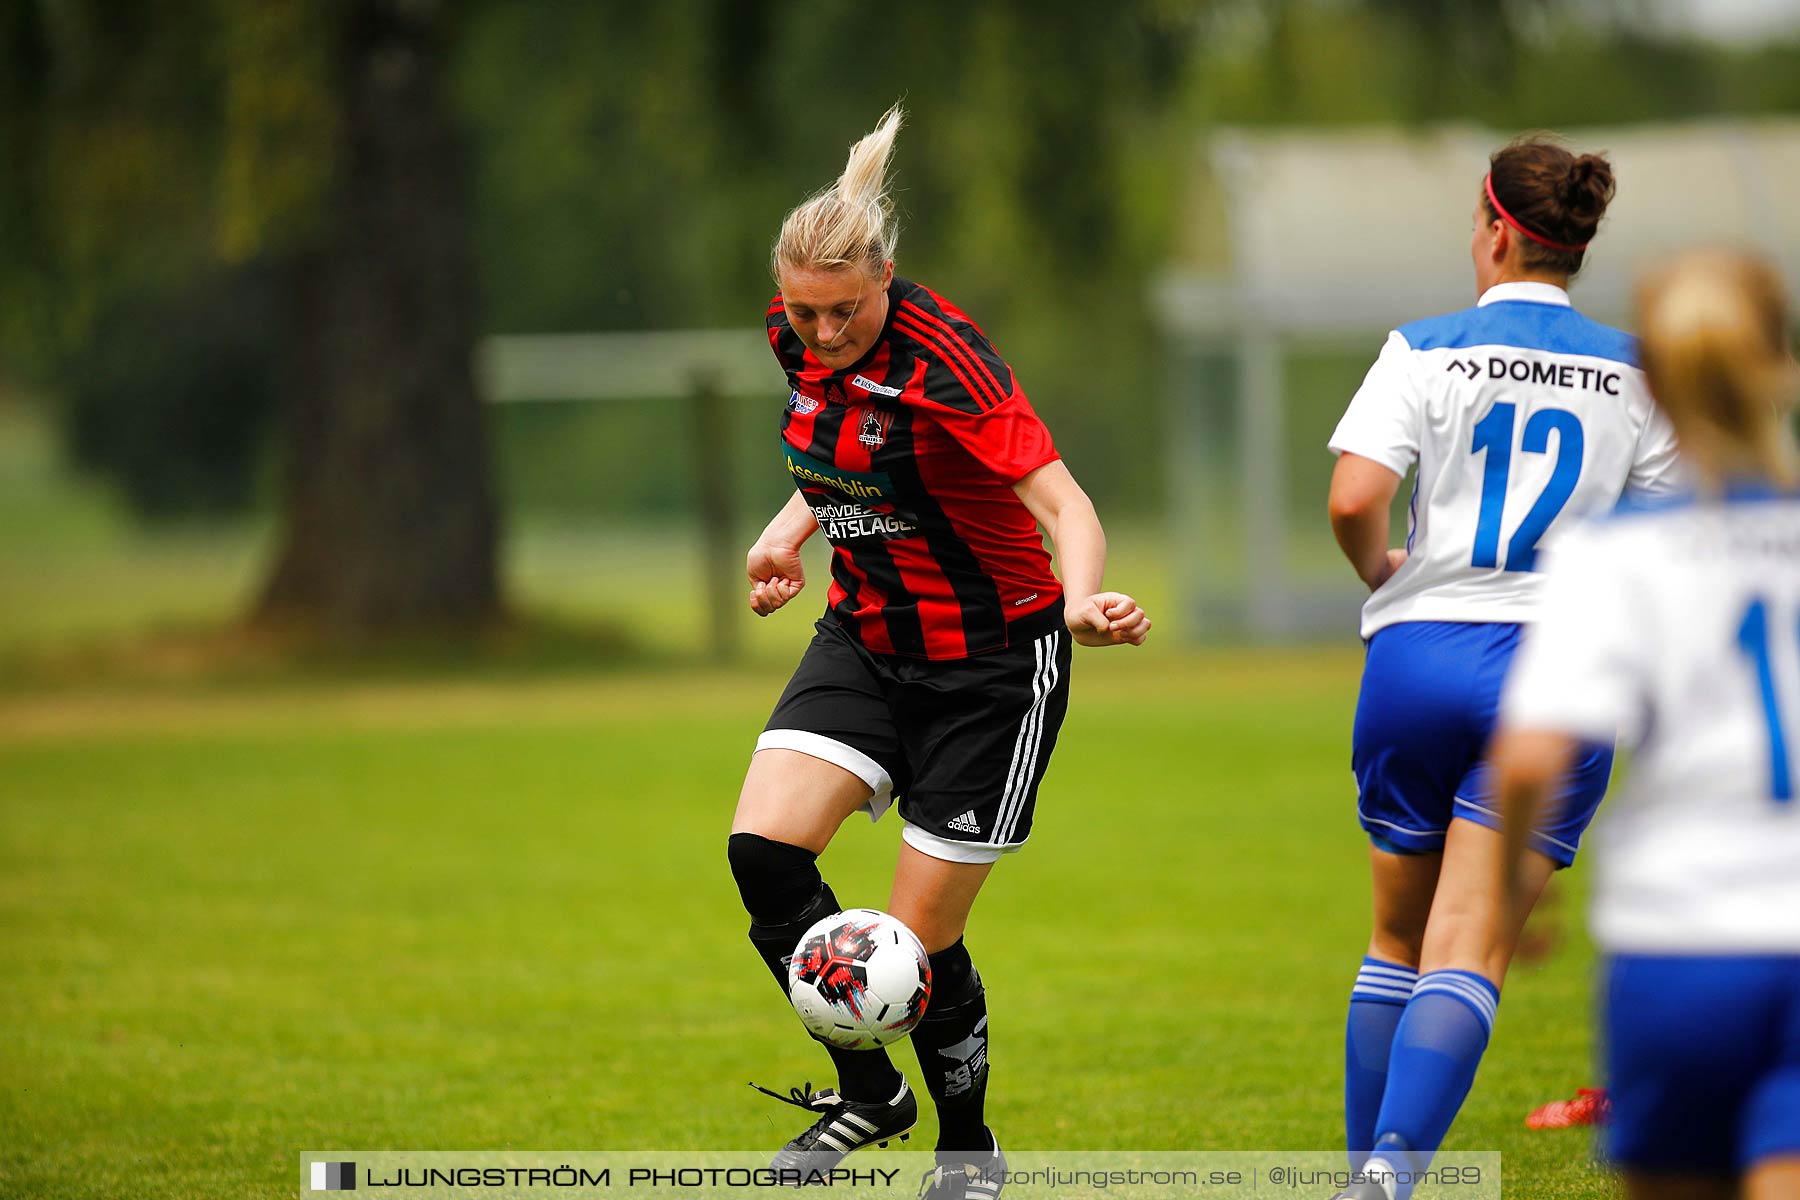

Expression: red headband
xmin=1484 ymin=173 xmax=1589 ymax=254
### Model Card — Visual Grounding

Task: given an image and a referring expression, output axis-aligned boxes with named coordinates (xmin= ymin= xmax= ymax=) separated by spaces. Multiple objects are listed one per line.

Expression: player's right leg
xmin=731 ymin=751 xmax=918 ymax=1172
xmin=730 ymin=620 xmax=917 ymax=1173
xmin=731 ymin=747 xmax=874 ymax=853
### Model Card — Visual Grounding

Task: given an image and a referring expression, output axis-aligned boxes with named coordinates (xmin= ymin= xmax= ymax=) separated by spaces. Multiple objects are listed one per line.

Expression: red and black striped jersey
xmin=767 ymin=277 xmax=1063 ymax=660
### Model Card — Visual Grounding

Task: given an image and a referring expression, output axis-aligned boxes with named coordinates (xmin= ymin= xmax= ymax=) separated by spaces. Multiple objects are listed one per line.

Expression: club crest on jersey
xmin=856 ymin=408 xmax=894 ymax=450
xmin=786 ymin=390 xmax=820 ymax=415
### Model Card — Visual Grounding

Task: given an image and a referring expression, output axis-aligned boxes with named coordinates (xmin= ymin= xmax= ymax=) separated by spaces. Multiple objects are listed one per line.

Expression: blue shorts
xmin=1606 ymin=954 xmax=1800 ymax=1173
xmin=1353 ymin=620 xmax=1613 ymax=868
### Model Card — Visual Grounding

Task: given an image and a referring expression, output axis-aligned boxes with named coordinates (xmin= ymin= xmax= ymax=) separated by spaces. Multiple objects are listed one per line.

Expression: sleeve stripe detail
xmin=897 ymin=301 xmax=1010 ymax=409
xmin=892 ymin=313 xmax=998 ymax=412
xmin=893 ymin=312 xmax=1004 ymax=412
xmin=898 ymin=301 xmax=1008 ymax=405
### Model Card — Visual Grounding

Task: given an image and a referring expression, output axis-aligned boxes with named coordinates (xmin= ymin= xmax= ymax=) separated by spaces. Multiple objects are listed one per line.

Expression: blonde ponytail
xmin=1637 ymin=250 xmax=1798 ymax=490
xmin=772 ymin=104 xmax=903 ymax=280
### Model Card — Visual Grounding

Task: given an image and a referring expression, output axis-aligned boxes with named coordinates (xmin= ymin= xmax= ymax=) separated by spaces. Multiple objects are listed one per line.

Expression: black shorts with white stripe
xmin=760 ymin=612 xmax=1072 ymax=864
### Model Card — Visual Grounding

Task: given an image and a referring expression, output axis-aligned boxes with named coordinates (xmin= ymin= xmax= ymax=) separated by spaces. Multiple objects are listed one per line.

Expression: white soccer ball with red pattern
xmin=787 ymin=908 xmax=932 ymax=1050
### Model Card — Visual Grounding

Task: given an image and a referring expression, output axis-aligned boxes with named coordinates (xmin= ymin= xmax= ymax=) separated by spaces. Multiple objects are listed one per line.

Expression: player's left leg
xmin=1359 ymin=820 xmax=1556 ymax=1200
xmin=890 ymin=844 xmax=1006 ymax=1200
xmin=1346 ymin=846 xmax=1440 ymax=1169
xmin=887 ymin=623 xmax=1070 ymax=1199
xmin=1344 ymin=621 xmax=1477 ymax=1173
xmin=890 ymin=845 xmax=995 ymax=1146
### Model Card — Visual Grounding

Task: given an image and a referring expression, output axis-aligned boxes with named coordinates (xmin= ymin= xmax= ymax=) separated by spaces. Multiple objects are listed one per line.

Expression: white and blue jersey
xmin=1330 ymin=282 xmax=1683 ymax=862
xmin=1331 ymin=281 xmax=1684 ymax=639
xmin=1501 ymin=488 xmax=1800 ymax=1173
xmin=1504 ymin=489 xmax=1800 ymax=954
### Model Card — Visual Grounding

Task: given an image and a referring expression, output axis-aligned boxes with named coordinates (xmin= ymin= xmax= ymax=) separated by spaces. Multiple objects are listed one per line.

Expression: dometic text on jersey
xmin=1440 ymin=354 xmax=1622 ymax=394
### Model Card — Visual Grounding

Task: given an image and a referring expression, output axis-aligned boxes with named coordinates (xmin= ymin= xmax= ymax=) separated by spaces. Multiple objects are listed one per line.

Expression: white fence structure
xmin=479 ymin=330 xmax=770 ymax=659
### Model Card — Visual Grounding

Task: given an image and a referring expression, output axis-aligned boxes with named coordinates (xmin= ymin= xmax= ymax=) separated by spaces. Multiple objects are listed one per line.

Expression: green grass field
xmin=1 ymin=653 xmax=1618 ymax=1199
xmin=0 ymin=401 xmax=1619 ymax=1199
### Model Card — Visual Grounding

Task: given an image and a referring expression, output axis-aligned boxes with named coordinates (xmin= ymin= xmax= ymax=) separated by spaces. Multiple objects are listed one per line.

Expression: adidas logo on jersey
xmin=947 ymin=811 xmax=982 ymax=834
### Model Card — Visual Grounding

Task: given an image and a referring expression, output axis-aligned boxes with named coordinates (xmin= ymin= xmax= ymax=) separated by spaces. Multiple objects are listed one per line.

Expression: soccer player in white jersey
xmin=1495 ymin=251 xmax=1800 ymax=1200
xmin=1323 ymin=138 xmax=1684 ymax=1200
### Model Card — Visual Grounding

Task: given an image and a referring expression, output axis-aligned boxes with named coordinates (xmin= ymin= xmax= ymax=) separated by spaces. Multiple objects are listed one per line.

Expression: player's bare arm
xmin=746 ymin=491 xmax=819 ymax=616
xmin=1492 ymin=728 xmax=1576 ymax=911
xmin=1013 ymin=460 xmax=1150 ymax=647
xmin=1328 ymin=452 xmax=1406 ymax=591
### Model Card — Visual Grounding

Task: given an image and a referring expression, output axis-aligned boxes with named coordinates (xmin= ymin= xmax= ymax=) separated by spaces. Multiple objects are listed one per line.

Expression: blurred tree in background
xmin=245 ymin=0 xmax=498 ymax=635
xmin=2 ymin=0 xmax=497 ymax=637
xmin=3 ymin=0 xmax=1800 ymax=640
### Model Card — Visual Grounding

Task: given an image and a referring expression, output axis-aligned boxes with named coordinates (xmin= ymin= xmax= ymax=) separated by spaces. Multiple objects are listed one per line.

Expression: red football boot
xmin=1526 ymin=1087 xmax=1610 ymax=1129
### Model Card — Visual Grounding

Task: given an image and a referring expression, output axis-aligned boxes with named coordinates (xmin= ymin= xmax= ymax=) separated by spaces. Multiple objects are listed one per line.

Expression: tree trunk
xmin=255 ymin=0 xmax=499 ymax=636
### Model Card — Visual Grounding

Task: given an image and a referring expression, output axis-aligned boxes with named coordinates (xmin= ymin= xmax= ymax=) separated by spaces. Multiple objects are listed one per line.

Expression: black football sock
xmin=730 ymin=833 xmax=903 ymax=1103
xmin=909 ymin=938 xmax=991 ymax=1153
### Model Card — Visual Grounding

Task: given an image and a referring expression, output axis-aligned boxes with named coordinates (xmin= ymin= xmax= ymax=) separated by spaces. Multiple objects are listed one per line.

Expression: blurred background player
xmin=1323 ymin=137 xmax=1686 ymax=1199
xmin=1496 ymin=250 xmax=1800 ymax=1200
xmin=726 ymin=106 xmax=1150 ymax=1197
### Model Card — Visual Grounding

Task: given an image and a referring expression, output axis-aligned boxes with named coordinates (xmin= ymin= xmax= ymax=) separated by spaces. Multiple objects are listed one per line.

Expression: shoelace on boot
xmin=749 ymin=1081 xmax=836 ymax=1112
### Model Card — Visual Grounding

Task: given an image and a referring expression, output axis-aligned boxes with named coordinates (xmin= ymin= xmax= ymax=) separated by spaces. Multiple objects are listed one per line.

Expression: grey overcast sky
xmin=1642 ymin=0 xmax=1800 ymax=42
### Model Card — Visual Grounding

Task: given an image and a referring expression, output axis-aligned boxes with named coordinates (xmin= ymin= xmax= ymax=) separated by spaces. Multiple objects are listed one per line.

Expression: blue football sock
xmin=1369 ymin=969 xmax=1499 ymax=1200
xmin=1345 ymin=957 xmax=1417 ymax=1169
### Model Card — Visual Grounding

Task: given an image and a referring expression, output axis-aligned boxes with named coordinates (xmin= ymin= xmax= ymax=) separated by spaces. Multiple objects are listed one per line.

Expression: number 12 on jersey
xmin=1470 ymin=403 xmax=1585 ymax=572
xmin=1738 ymin=597 xmax=1796 ymax=804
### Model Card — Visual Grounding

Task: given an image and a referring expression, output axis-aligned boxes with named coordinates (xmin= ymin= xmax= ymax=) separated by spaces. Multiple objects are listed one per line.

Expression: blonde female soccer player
xmin=1324 ymin=138 xmax=1684 ymax=1200
xmin=727 ymin=105 xmax=1148 ymax=1198
xmin=1496 ymin=251 xmax=1800 ymax=1200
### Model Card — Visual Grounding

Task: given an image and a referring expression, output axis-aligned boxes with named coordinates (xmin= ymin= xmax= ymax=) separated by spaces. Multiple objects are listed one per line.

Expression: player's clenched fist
xmin=747 ymin=538 xmax=806 ymax=616
xmin=1065 ymin=592 xmax=1150 ymax=647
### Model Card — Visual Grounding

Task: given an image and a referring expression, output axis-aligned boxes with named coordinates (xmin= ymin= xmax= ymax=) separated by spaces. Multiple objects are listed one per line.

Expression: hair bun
xmin=1562 ymin=153 xmax=1616 ymax=220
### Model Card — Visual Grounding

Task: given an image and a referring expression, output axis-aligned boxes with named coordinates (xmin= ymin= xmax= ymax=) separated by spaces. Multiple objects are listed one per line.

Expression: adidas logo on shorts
xmin=947 ymin=811 xmax=982 ymax=835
